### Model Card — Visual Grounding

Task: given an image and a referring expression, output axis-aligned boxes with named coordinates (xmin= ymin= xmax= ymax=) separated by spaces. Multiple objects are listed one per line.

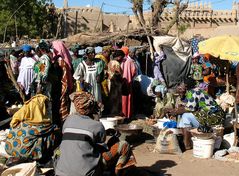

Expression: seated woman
xmin=153 ymin=84 xmax=175 ymax=119
xmin=167 ymin=78 xmax=224 ymax=149
xmin=5 ymin=94 xmax=59 ymax=163
xmin=55 ymin=91 xmax=136 ymax=176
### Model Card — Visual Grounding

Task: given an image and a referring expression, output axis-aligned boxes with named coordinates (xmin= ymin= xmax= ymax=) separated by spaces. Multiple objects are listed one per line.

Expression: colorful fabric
xmin=154 ymin=93 xmax=175 ymax=118
xmin=5 ymin=122 xmax=56 ymax=160
xmin=108 ymin=60 xmax=122 ymax=81
xmin=70 ymin=44 xmax=80 ymax=53
xmin=194 ymin=109 xmax=224 ymax=126
xmin=191 ymin=38 xmax=199 ymax=54
xmin=121 ymin=46 xmax=129 ymax=56
xmin=95 ymin=54 xmax=108 ymax=64
xmin=10 ymin=94 xmax=51 ymax=128
xmin=52 ymin=41 xmax=73 ymax=91
xmin=21 ymin=45 xmax=32 ymax=52
xmin=155 ymin=84 xmax=167 ymax=97
xmin=85 ymin=47 xmax=95 ymax=54
xmin=72 ymin=57 xmax=83 ymax=72
xmin=52 ymin=41 xmax=72 ymax=70
xmin=33 ymin=54 xmax=51 ymax=82
xmin=102 ymin=141 xmax=136 ymax=175
xmin=73 ymin=91 xmax=95 ymax=115
xmin=73 ymin=60 xmax=102 ymax=102
xmin=58 ymin=58 xmax=70 ymax=121
xmin=203 ymin=53 xmax=211 ymax=61
xmin=102 ymin=45 xmax=112 ymax=53
xmin=185 ymin=88 xmax=219 ymax=112
xmin=190 ymin=64 xmax=203 ymax=81
xmin=121 ymin=56 xmax=137 ymax=118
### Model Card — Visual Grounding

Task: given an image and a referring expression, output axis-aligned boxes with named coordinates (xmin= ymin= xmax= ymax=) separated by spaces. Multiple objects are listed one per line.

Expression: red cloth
xmin=121 ymin=56 xmax=136 ymax=118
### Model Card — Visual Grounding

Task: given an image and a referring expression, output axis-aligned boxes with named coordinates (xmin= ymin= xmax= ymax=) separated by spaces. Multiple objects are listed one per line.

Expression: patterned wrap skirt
xmin=5 ymin=122 xmax=57 ymax=160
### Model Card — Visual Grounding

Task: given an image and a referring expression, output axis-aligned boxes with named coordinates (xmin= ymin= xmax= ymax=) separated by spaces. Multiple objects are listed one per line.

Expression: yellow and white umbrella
xmin=198 ymin=35 xmax=239 ymax=61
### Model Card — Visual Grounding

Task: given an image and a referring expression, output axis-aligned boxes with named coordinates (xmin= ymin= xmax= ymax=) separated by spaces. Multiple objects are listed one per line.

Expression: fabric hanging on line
xmin=153 ymin=36 xmax=192 ymax=88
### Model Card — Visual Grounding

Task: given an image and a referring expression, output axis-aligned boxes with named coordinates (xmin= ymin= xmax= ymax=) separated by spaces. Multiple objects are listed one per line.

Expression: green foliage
xmin=0 ymin=0 xmax=53 ymax=42
xmin=178 ymin=23 xmax=190 ymax=35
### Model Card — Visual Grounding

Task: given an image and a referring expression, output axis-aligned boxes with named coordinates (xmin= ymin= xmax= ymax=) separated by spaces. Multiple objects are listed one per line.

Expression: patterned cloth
xmin=185 ymin=88 xmax=224 ymax=126
xmin=73 ymin=91 xmax=95 ymax=115
xmin=190 ymin=64 xmax=203 ymax=81
xmin=5 ymin=122 xmax=56 ymax=160
xmin=191 ymin=38 xmax=199 ymax=54
xmin=73 ymin=60 xmax=102 ymax=102
xmin=185 ymin=88 xmax=218 ymax=112
xmin=58 ymin=58 xmax=70 ymax=121
xmin=52 ymin=41 xmax=73 ymax=92
xmin=102 ymin=141 xmax=136 ymax=175
xmin=154 ymin=93 xmax=175 ymax=118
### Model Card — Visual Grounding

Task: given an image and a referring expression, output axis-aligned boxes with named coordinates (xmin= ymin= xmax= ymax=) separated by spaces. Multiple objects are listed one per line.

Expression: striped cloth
xmin=102 ymin=141 xmax=136 ymax=175
xmin=59 ymin=58 xmax=69 ymax=122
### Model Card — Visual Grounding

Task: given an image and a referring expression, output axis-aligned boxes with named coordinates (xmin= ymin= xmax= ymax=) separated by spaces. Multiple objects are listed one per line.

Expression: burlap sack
xmin=154 ymin=128 xmax=182 ymax=154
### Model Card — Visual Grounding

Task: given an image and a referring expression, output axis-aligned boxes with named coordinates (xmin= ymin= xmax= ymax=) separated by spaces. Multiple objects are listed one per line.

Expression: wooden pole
xmin=15 ymin=15 xmax=18 ymax=40
xmin=226 ymin=63 xmax=230 ymax=93
xmin=75 ymin=10 xmax=78 ymax=34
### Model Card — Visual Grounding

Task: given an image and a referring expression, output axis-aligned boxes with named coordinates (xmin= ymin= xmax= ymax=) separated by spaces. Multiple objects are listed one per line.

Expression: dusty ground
xmin=133 ymin=143 xmax=238 ymax=176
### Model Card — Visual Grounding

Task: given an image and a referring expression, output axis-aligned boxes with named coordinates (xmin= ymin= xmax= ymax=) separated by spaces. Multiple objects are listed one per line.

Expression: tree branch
xmin=162 ymin=0 xmax=188 ymax=35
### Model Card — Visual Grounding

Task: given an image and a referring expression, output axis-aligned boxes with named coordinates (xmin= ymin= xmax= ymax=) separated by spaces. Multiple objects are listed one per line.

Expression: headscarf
xmin=121 ymin=46 xmax=129 ymax=56
xmin=192 ymin=52 xmax=200 ymax=59
xmin=38 ymin=41 xmax=50 ymax=52
xmin=21 ymin=45 xmax=32 ymax=52
xmin=155 ymin=85 xmax=167 ymax=97
xmin=204 ymin=53 xmax=211 ymax=61
xmin=85 ymin=47 xmax=95 ymax=54
xmin=129 ymin=46 xmax=136 ymax=54
xmin=71 ymin=44 xmax=80 ymax=53
xmin=52 ymin=40 xmax=72 ymax=70
xmin=71 ymin=91 xmax=96 ymax=115
xmin=102 ymin=45 xmax=112 ymax=53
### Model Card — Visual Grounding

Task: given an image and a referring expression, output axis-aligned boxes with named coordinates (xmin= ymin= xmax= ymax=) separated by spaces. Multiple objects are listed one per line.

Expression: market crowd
xmin=0 ymin=38 xmax=237 ymax=175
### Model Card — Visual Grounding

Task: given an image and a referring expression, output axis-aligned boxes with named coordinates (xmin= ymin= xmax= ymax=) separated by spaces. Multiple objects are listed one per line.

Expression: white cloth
xmin=134 ymin=75 xmax=154 ymax=97
xmin=73 ymin=61 xmax=102 ymax=102
xmin=17 ymin=56 xmax=36 ymax=95
xmin=153 ymin=35 xmax=192 ymax=62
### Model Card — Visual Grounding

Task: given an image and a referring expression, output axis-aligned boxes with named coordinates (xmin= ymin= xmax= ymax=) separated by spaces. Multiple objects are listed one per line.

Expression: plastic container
xmin=192 ymin=137 xmax=215 ymax=158
xmin=99 ymin=118 xmax=118 ymax=130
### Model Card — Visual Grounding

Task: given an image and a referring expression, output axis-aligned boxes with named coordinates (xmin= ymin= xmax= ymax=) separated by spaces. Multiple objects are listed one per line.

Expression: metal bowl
xmin=115 ymin=124 xmax=143 ymax=135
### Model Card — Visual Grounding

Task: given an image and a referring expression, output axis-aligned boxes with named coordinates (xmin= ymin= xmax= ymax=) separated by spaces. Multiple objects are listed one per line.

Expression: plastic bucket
xmin=192 ymin=137 xmax=215 ymax=158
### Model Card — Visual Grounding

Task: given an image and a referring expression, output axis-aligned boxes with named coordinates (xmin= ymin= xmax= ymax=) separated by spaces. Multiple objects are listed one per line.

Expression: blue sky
xmin=52 ymin=0 xmax=234 ymax=14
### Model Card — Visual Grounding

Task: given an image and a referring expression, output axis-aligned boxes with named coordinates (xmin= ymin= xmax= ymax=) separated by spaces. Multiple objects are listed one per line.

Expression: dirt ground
xmin=133 ymin=143 xmax=238 ymax=176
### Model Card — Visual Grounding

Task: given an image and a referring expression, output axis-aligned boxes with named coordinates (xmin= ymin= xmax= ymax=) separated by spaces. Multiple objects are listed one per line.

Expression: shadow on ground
xmin=125 ymin=160 xmax=177 ymax=176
